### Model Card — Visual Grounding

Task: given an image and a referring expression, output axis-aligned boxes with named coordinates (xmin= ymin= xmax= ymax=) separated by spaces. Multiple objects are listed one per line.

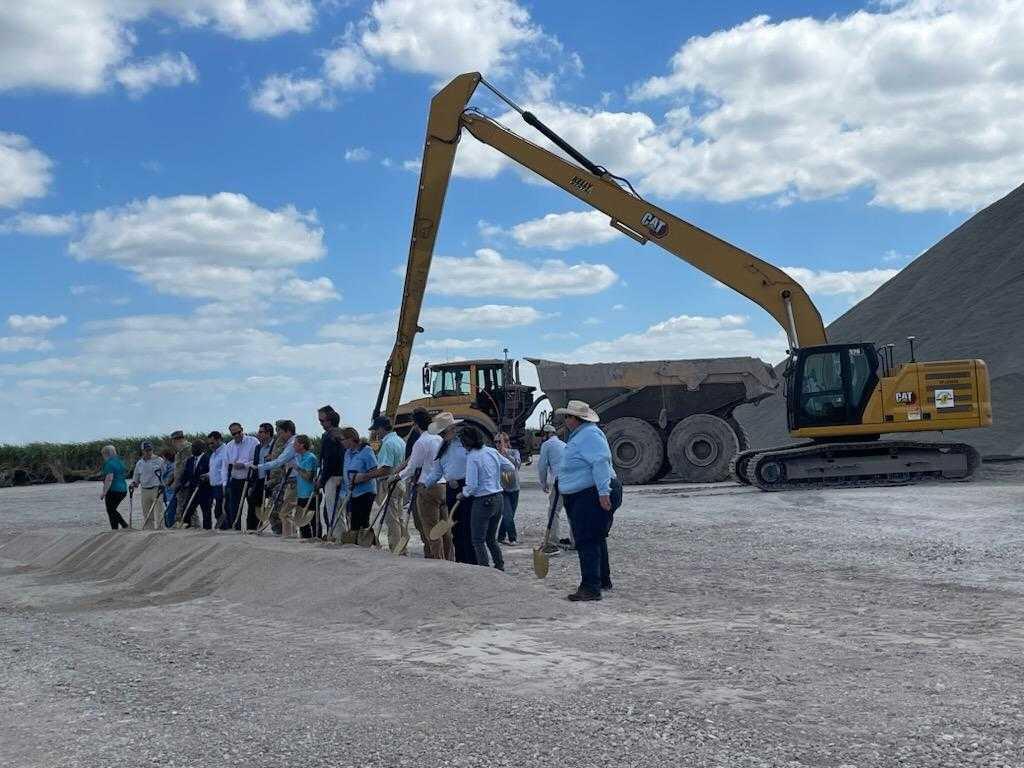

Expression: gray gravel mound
xmin=737 ymin=181 xmax=1024 ymax=458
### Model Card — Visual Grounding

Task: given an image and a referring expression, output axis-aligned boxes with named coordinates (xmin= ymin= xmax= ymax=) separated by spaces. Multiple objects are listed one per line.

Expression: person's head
xmin=371 ymin=414 xmax=392 ymax=440
xmin=412 ymin=407 xmax=431 ymax=431
xmin=257 ymin=422 xmax=274 ymax=444
xmin=101 ymin=444 xmax=117 ymax=460
xmin=461 ymin=426 xmax=484 ymax=451
xmin=339 ymin=426 xmax=362 ymax=450
xmin=191 ymin=440 xmax=206 ymax=457
xmin=228 ymin=422 xmax=244 ymax=443
xmin=140 ymin=440 xmax=153 ymax=459
xmin=275 ymin=419 xmax=296 ymax=439
xmin=495 ymin=432 xmax=511 ymax=451
xmin=541 ymin=423 xmax=558 ymax=442
xmin=170 ymin=429 xmax=185 ymax=449
xmin=554 ymin=400 xmax=599 ymax=433
xmin=428 ymin=412 xmax=463 ymax=440
xmin=294 ymin=434 xmax=311 ymax=454
xmin=317 ymin=405 xmax=340 ymax=429
xmin=161 ymin=448 xmax=175 ymax=462
xmin=207 ymin=430 xmax=223 ymax=448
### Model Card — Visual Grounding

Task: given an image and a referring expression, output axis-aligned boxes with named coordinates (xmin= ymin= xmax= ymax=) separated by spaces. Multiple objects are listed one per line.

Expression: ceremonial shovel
xmin=428 ymin=498 xmax=459 ymax=541
xmin=533 ymin=485 xmax=561 ymax=579
xmin=128 ymin=486 xmax=134 ymax=529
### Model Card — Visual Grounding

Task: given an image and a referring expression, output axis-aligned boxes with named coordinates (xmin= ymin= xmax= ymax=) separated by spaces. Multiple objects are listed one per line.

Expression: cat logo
xmin=934 ymin=389 xmax=955 ymax=409
xmin=641 ymin=211 xmax=668 ymax=238
xmin=570 ymin=175 xmax=593 ymax=195
xmin=895 ymin=391 xmax=915 ymax=405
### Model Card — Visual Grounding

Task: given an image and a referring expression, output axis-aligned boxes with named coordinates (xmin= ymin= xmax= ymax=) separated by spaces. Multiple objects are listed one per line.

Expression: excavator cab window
xmin=792 ymin=344 xmax=879 ymax=429
xmin=431 ymin=367 xmax=472 ymax=397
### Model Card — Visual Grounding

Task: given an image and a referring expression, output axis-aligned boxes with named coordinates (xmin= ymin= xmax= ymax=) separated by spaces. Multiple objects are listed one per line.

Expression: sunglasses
xmin=230 ymin=430 xmax=242 ymax=437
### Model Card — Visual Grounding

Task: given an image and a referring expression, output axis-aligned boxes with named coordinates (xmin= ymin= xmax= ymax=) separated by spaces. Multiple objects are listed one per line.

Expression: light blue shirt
xmin=376 ymin=431 xmax=405 ymax=471
xmin=421 ymin=437 xmax=468 ymax=487
xmin=258 ymin=437 xmax=296 ymax=475
xmin=537 ymin=436 xmax=566 ymax=490
xmin=464 ymin=447 xmax=516 ymax=497
xmin=556 ymin=423 xmax=614 ymax=496
xmin=342 ymin=444 xmax=378 ymax=497
xmin=256 ymin=442 xmax=273 ymax=479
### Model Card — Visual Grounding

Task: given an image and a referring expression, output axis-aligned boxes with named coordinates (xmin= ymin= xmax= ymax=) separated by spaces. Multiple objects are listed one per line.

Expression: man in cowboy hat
xmin=402 ymin=409 xmax=449 ymax=559
xmin=420 ymin=412 xmax=474 ymax=563
xmin=555 ymin=400 xmax=618 ymax=602
xmin=537 ymin=422 xmax=571 ymax=552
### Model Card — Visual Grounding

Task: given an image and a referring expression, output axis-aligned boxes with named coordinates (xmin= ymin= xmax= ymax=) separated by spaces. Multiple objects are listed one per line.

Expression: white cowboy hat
xmin=427 ymin=411 xmax=464 ymax=435
xmin=541 ymin=423 xmax=558 ymax=434
xmin=554 ymin=400 xmax=599 ymax=423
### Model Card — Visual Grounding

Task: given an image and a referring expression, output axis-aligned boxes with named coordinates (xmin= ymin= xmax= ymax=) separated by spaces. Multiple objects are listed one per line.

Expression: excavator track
xmin=730 ymin=443 xmax=798 ymax=485
xmin=743 ymin=440 xmax=981 ymax=492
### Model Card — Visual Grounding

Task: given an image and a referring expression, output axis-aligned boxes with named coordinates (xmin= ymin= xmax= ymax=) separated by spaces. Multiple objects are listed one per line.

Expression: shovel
xmin=292 ymin=489 xmax=318 ymax=529
xmin=429 ymin=498 xmax=460 ymax=541
xmin=128 ymin=486 xmax=134 ymax=529
xmin=533 ymin=485 xmax=561 ymax=579
xmin=144 ymin=490 xmax=162 ymax=530
xmin=235 ymin=472 xmax=252 ymax=534
xmin=176 ymin=485 xmax=200 ymax=528
xmin=393 ymin=480 xmax=418 ymax=556
xmin=359 ymin=480 xmax=396 ymax=548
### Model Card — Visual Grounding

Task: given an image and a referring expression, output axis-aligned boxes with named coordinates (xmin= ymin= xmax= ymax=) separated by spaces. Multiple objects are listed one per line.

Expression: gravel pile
xmin=737 ymin=181 xmax=1024 ymax=458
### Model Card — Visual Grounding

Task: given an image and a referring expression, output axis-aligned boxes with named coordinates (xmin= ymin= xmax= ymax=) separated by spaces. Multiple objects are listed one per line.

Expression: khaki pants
xmin=140 ymin=487 xmax=163 ymax=530
xmin=417 ymin=483 xmax=453 ymax=560
xmin=277 ymin=484 xmax=297 ymax=535
xmin=321 ymin=476 xmax=344 ymax=536
xmin=377 ymin=478 xmax=406 ymax=551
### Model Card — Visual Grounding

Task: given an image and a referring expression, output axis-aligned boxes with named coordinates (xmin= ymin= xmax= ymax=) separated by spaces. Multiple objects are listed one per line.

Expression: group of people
xmin=98 ymin=399 xmax=622 ymax=601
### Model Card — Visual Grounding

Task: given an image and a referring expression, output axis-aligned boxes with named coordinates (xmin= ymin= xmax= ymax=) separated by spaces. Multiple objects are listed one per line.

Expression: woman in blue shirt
xmin=340 ymin=427 xmax=378 ymax=532
xmin=555 ymin=400 xmax=620 ymax=602
xmin=461 ymin=427 xmax=516 ymax=570
xmin=99 ymin=445 xmax=130 ymax=530
xmin=294 ymin=434 xmax=319 ymax=539
xmin=495 ymin=432 xmax=522 ymax=545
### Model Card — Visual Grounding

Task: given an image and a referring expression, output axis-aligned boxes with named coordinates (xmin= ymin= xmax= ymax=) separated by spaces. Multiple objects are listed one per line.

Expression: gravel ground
xmin=2 ymin=466 xmax=1024 ymax=767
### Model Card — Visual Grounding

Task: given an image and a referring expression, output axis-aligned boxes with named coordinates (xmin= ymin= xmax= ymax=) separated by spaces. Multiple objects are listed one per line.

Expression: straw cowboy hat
xmin=428 ymin=411 xmax=464 ymax=435
xmin=555 ymin=400 xmax=600 ymax=423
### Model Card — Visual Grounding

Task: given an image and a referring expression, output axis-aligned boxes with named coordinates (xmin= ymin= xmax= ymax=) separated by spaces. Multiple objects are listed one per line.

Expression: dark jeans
xmin=163 ymin=488 xmax=177 ymax=528
xmin=187 ymin=486 xmax=213 ymax=529
xmin=563 ymin=485 xmax=614 ymax=594
xmin=104 ymin=490 xmax=129 ymax=530
xmin=350 ymin=492 xmax=374 ymax=530
xmin=498 ymin=489 xmax=519 ymax=542
xmin=210 ymin=485 xmax=224 ymax=527
xmin=246 ymin=479 xmax=265 ymax=531
xmin=222 ymin=478 xmax=246 ymax=530
xmin=446 ymin=482 xmax=476 ymax=564
xmin=470 ymin=492 xmax=504 ymax=569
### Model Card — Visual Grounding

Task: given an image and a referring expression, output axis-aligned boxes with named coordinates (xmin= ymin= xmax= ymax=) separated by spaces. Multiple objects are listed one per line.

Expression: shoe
xmin=497 ymin=537 xmax=508 ymax=544
xmin=558 ymin=538 xmax=572 ymax=546
xmin=567 ymin=588 xmax=601 ymax=602
xmin=541 ymin=544 xmax=560 ymax=555
xmin=601 ymin=581 xmax=614 ymax=591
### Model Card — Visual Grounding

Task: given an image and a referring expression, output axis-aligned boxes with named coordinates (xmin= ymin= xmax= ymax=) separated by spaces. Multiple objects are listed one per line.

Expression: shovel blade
xmin=393 ymin=532 xmax=410 ymax=555
xmin=428 ymin=518 xmax=452 ymax=541
xmin=532 ymin=547 xmax=550 ymax=579
xmin=356 ymin=529 xmax=377 ymax=548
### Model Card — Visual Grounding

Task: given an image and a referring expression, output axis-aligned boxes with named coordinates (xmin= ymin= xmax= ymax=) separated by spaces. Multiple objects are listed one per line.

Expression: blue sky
xmin=2 ymin=0 xmax=1022 ymax=443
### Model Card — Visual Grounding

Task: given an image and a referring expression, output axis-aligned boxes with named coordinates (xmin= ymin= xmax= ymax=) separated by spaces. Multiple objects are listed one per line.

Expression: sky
xmin=2 ymin=0 xmax=1023 ymax=444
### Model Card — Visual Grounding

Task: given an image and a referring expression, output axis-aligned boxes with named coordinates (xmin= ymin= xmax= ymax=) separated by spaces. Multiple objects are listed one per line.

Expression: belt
xmin=141 ymin=485 xmax=160 ymax=490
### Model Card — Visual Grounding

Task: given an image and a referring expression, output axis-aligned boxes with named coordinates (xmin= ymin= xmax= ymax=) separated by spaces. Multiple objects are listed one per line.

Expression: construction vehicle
xmin=530 ymin=357 xmax=777 ymax=484
xmin=375 ymin=72 xmax=992 ymax=491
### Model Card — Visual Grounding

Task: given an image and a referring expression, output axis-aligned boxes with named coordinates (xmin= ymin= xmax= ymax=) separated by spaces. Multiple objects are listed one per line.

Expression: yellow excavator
xmin=373 ymin=72 xmax=992 ymax=490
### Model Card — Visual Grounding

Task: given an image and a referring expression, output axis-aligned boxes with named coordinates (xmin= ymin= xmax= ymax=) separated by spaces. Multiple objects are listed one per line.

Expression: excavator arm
xmin=376 ymin=71 xmax=828 ymax=421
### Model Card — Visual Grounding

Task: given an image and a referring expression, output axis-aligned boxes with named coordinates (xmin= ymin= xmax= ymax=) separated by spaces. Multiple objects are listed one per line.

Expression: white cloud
xmin=318 ymin=312 xmax=397 ymax=343
xmin=69 ymin=193 xmax=335 ymax=304
xmin=7 ymin=314 xmax=67 ymax=333
xmin=419 ymin=248 xmax=618 ymax=299
xmin=0 ymin=1 xmax=315 ymax=94
xmin=541 ymin=331 xmax=578 ymax=341
xmin=250 ymin=74 xmax=332 ymax=118
xmin=0 ymin=336 xmax=53 ymax=353
xmin=420 ymin=337 xmax=499 ymax=350
xmin=421 ymin=304 xmax=548 ymax=329
xmin=70 ymin=285 xmax=98 ymax=296
xmin=115 ymin=52 xmax=198 ymax=97
xmin=0 ymin=133 xmax=53 ymax=208
xmin=0 ymin=212 xmax=76 ymax=235
xmin=781 ymin=266 xmax=900 ymax=300
xmin=359 ymin=0 xmax=549 ymax=80
xmin=567 ymin=314 xmax=787 ymax=364
xmin=508 ymin=210 xmax=623 ymax=251
xmin=322 ymin=44 xmax=378 ymax=89
xmin=345 ymin=147 xmax=372 ymax=162
xmin=629 ymin=1 xmax=1024 ymax=211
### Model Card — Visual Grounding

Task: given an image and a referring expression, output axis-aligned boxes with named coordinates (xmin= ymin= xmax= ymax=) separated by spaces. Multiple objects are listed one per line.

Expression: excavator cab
xmin=786 ymin=343 xmax=880 ymax=431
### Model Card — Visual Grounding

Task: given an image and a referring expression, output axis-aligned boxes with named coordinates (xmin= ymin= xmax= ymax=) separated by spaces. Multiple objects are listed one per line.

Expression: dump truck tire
xmin=604 ymin=417 xmax=665 ymax=485
xmin=668 ymin=414 xmax=740 ymax=483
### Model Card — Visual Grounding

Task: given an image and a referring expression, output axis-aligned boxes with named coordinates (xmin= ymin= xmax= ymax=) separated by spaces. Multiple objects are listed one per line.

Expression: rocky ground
xmin=2 ymin=465 xmax=1023 ymax=767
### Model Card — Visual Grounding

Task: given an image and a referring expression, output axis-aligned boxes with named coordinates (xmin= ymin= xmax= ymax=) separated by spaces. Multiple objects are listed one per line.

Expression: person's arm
xmin=537 ymin=442 xmax=550 ymax=491
xmin=462 ymin=454 xmax=480 ymax=497
xmin=130 ymin=460 xmax=141 ymax=489
xmin=421 ymin=455 xmax=442 ymax=487
xmin=586 ymin=432 xmax=614 ymax=508
xmin=297 ymin=455 xmax=317 ymax=483
xmin=102 ymin=463 xmax=112 ymax=499
xmin=257 ymin=441 xmax=295 ymax=473
xmin=496 ymin=451 xmax=516 ymax=473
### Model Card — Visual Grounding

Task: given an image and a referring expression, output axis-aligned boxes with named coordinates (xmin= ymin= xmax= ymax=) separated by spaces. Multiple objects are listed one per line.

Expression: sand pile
xmin=0 ymin=529 xmax=565 ymax=629
xmin=737 ymin=182 xmax=1024 ymax=458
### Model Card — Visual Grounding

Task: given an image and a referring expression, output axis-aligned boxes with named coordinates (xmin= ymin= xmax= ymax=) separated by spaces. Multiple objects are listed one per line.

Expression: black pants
xmin=297 ymin=496 xmax=316 ymax=539
xmin=563 ymin=485 xmax=614 ymax=594
xmin=223 ymin=478 xmax=246 ymax=530
xmin=446 ymin=482 xmax=476 ymax=564
xmin=350 ymin=492 xmax=374 ymax=531
xmin=186 ymin=486 xmax=212 ymax=529
xmin=246 ymin=479 xmax=265 ymax=531
xmin=104 ymin=490 xmax=129 ymax=530
xmin=470 ymin=492 xmax=503 ymax=569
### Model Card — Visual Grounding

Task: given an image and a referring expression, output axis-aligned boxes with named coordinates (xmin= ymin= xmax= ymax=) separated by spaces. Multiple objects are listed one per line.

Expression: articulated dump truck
xmin=529 ymin=357 xmax=778 ymax=484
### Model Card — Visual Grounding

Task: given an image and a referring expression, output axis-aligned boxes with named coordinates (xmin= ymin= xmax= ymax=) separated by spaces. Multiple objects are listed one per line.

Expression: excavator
xmin=373 ymin=72 xmax=992 ymax=491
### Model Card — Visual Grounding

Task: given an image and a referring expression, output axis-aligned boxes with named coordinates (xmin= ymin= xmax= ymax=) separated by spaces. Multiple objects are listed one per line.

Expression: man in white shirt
xmin=222 ymin=422 xmax=260 ymax=530
xmin=400 ymin=410 xmax=449 ymax=559
xmin=130 ymin=441 xmax=165 ymax=529
xmin=206 ymin=430 xmax=228 ymax=528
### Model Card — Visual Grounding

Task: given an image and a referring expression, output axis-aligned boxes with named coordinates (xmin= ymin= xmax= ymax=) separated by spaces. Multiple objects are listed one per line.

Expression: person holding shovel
xmin=421 ymin=412 xmax=475 ymax=564
xmin=255 ymin=420 xmax=298 ymax=537
xmin=361 ymin=415 xmax=406 ymax=552
xmin=341 ymin=427 xmax=378 ymax=532
xmin=293 ymin=434 xmax=319 ymax=539
xmin=555 ymin=401 xmax=620 ymax=602
xmin=401 ymin=409 xmax=450 ymax=559
xmin=130 ymin=441 xmax=164 ymax=530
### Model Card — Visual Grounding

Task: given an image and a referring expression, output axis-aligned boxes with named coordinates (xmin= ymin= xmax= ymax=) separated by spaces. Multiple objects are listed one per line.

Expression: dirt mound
xmin=0 ymin=529 xmax=564 ymax=629
xmin=737 ymin=182 xmax=1024 ymax=458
